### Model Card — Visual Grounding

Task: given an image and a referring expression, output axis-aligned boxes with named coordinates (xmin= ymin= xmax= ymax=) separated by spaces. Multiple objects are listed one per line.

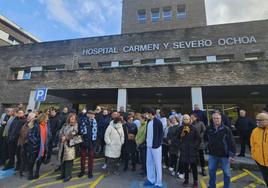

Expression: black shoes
xmin=78 ymin=171 xmax=85 ymax=178
xmin=201 ymin=168 xmax=207 ymax=176
xmin=56 ymin=175 xmax=65 ymax=180
xmin=88 ymin=173 xmax=93 ymax=179
xmin=63 ymin=176 xmax=72 ymax=182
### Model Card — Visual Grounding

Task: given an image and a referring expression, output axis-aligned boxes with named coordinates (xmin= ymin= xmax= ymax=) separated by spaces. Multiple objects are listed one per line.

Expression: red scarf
xmin=39 ymin=121 xmax=47 ymax=156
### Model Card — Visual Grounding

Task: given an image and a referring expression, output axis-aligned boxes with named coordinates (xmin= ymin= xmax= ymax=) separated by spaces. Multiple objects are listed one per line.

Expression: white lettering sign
xmin=81 ymin=36 xmax=257 ymax=56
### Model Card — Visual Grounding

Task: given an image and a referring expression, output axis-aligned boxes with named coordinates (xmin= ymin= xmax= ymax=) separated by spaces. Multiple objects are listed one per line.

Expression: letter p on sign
xmin=34 ymin=88 xmax=48 ymax=102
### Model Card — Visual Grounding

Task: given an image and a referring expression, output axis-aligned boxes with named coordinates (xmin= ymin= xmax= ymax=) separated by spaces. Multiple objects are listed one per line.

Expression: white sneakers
xmin=168 ymin=167 xmax=174 ymax=171
xmin=102 ymin=163 xmax=107 ymax=170
xmin=162 ymin=165 xmax=167 ymax=169
xmin=177 ymin=172 xmax=185 ymax=179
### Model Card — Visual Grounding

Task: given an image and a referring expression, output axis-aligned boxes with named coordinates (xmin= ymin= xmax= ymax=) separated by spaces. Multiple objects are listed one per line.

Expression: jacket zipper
xmin=262 ymin=129 xmax=266 ymax=166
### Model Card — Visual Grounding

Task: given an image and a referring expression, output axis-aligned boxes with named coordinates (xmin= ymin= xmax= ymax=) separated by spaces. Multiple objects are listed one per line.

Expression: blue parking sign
xmin=35 ymin=88 xmax=48 ymax=102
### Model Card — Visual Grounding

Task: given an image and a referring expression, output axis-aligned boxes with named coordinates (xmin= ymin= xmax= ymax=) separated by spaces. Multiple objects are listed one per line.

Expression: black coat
xmin=27 ymin=121 xmax=52 ymax=163
xmin=8 ymin=117 xmax=27 ymax=143
xmin=49 ymin=115 xmax=61 ymax=135
xmin=235 ymin=116 xmax=256 ymax=135
xmin=177 ymin=125 xmax=201 ymax=164
xmin=97 ymin=115 xmax=111 ymax=139
xmin=122 ymin=122 xmax=138 ymax=154
xmin=167 ymin=125 xmax=180 ymax=155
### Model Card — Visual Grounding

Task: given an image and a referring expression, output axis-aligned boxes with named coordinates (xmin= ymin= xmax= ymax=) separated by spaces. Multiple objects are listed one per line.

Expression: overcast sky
xmin=0 ymin=0 xmax=267 ymax=41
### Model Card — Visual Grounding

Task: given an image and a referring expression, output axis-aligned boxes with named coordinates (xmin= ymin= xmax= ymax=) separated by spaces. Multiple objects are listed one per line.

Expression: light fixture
xmin=250 ymin=91 xmax=260 ymax=95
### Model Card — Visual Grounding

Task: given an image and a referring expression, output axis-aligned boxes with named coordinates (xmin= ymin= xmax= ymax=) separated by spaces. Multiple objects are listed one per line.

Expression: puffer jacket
xmin=192 ymin=120 xmax=206 ymax=150
xmin=104 ymin=121 xmax=125 ymax=158
xmin=58 ymin=123 xmax=78 ymax=162
xmin=250 ymin=126 xmax=268 ymax=167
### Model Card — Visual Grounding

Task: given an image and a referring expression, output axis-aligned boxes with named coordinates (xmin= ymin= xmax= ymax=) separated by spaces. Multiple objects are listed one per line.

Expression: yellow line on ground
xmin=243 ymin=169 xmax=266 ymax=185
xmin=65 ymin=182 xmax=93 ymax=188
xmin=19 ymin=169 xmax=54 ymax=188
xmin=74 ymin=158 xmax=104 ymax=164
xmin=216 ymin=172 xmax=248 ymax=188
xmin=34 ymin=172 xmax=102 ymax=188
xmin=244 ymin=183 xmax=257 ymax=188
xmin=89 ymin=174 xmax=105 ymax=188
xmin=200 ymin=178 xmax=207 ymax=188
xmin=44 ymin=171 xmax=101 ymax=179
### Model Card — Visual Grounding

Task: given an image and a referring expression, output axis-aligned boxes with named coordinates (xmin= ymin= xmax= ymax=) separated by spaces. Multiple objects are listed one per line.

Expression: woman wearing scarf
xmin=27 ymin=113 xmax=51 ymax=180
xmin=178 ymin=114 xmax=201 ymax=188
xmin=57 ymin=114 xmax=78 ymax=182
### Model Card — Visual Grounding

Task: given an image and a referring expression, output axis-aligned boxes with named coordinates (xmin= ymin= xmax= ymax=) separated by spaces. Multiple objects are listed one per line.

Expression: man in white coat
xmin=144 ymin=109 xmax=164 ymax=188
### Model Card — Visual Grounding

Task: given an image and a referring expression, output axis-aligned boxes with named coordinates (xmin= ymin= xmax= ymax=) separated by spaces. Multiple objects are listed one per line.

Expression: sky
xmin=0 ymin=0 xmax=268 ymax=42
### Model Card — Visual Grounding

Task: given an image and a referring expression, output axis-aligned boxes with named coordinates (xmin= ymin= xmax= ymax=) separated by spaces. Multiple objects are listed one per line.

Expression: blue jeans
xmin=208 ymin=155 xmax=231 ymax=188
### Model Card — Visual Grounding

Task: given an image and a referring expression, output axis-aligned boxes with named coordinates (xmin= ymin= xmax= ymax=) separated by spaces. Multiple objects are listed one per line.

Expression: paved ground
xmin=0 ymin=154 xmax=266 ymax=188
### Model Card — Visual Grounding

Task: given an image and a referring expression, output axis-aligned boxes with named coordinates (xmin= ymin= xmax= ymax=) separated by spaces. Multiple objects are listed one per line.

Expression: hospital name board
xmin=81 ymin=36 xmax=257 ymax=56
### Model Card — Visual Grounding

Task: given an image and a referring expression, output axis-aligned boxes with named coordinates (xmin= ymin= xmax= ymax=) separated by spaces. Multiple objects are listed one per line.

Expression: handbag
xmin=68 ymin=135 xmax=83 ymax=147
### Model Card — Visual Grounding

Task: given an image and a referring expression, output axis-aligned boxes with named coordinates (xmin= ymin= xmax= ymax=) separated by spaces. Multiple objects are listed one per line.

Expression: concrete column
xmin=117 ymin=89 xmax=127 ymax=111
xmin=191 ymin=87 xmax=204 ymax=110
xmin=26 ymin=90 xmax=40 ymax=111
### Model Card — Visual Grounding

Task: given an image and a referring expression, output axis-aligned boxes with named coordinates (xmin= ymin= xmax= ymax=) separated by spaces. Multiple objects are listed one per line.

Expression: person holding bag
xmin=57 ymin=114 xmax=78 ymax=182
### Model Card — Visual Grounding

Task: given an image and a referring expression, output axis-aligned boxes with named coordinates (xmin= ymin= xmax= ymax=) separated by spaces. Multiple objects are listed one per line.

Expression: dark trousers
xmin=124 ymin=152 xmax=136 ymax=170
xmin=162 ymin=144 xmax=169 ymax=167
xmin=240 ymin=133 xmax=251 ymax=155
xmin=199 ymin=149 xmax=206 ymax=168
xmin=169 ymin=154 xmax=178 ymax=170
xmin=80 ymin=147 xmax=94 ymax=174
xmin=177 ymin=156 xmax=184 ymax=174
xmin=183 ymin=162 xmax=198 ymax=182
xmin=61 ymin=160 xmax=73 ymax=178
xmin=6 ymin=141 xmax=17 ymax=168
xmin=0 ymin=137 xmax=8 ymax=165
xmin=28 ymin=157 xmax=44 ymax=177
xmin=139 ymin=145 xmax=147 ymax=174
xmin=107 ymin=157 xmax=119 ymax=174
xmin=257 ymin=162 xmax=268 ymax=186
xmin=19 ymin=144 xmax=28 ymax=175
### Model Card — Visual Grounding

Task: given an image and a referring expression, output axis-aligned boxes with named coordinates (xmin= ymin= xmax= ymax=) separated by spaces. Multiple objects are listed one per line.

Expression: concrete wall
xmin=0 ymin=20 xmax=267 ymax=104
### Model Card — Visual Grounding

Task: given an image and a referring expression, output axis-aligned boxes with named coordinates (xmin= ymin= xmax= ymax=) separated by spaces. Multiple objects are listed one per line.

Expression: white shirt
xmin=146 ymin=120 xmax=154 ymax=147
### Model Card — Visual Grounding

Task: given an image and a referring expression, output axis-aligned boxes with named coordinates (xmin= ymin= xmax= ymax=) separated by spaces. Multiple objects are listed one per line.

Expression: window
xmin=163 ymin=7 xmax=172 ymax=21
xmin=43 ymin=65 xmax=65 ymax=71
xmin=151 ymin=8 xmax=160 ymax=22
xmin=8 ymin=35 xmax=23 ymax=44
xmin=177 ymin=5 xmax=186 ymax=19
xmin=119 ymin=60 xmax=133 ymax=67
xmin=164 ymin=58 xmax=180 ymax=64
xmin=79 ymin=63 xmax=91 ymax=69
xmin=141 ymin=59 xmax=156 ymax=65
xmin=10 ymin=68 xmax=31 ymax=80
xmin=98 ymin=62 xmax=111 ymax=68
xmin=189 ymin=56 xmax=206 ymax=63
xmin=245 ymin=52 xmax=264 ymax=60
xmin=137 ymin=9 xmax=147 ymax=23
xmin=216 ymin=54 xmax=234 ymax=62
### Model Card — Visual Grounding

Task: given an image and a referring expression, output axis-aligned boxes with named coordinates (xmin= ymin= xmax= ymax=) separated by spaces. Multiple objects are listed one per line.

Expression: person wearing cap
xmin=250 ymin=113 xmax=268 ymax=186
xmin=78 ymin=110 xmax=97 ymax=179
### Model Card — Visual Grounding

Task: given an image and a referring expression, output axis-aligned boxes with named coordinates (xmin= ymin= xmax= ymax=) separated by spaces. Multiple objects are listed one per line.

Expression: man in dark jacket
xmin=235 ymin=109 xmax=256 ymax=157
xmin=49 ymin=108 xmax=61 ymax=148
xmin=3 ymin=110 xmax=26 ymax=170
xmin=78 ymin=110 xmax=97 ymax=179
xmin=144 ymin=109 xmax=163 ymax=188
xmin=0 ymin=108 xmax=9 ymax=166
xmin=204 ymin=112 xmax=236 ymax=188
xmin=97 ymin=109 xmax=111 ymax=155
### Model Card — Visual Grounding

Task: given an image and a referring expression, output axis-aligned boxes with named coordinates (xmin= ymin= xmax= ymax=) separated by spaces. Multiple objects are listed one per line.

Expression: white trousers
xmin=146 ymin=146 xmax=162 ymax=186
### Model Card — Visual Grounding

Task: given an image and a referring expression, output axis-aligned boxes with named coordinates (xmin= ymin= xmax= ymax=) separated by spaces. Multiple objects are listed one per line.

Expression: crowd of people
xmin=0 ymin=104 xmax=267 ymax=188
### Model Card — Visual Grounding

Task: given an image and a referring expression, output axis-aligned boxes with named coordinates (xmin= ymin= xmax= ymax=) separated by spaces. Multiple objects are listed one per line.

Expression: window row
xmin=137 ymin=5 xmax=186 ymax=23
xmin=9 ymin=52 xmax=265 ymax=80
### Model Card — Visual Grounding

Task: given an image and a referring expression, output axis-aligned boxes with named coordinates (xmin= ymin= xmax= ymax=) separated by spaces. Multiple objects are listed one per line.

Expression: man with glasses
xmin=250 ymin=113 xmax=268 ymax=186
xmin=204 ymin=112 xmax=236 ymax=188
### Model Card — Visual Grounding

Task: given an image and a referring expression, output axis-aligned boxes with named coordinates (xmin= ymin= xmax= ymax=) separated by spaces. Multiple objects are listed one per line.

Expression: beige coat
xmin=104 ymin=121 xmax=125 ymax=158
xmin=58 ymin=123 xmax=78 ymax=162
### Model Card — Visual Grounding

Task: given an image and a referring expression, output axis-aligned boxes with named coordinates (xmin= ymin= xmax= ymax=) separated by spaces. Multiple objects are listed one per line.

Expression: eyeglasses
xmin=256 ymin=119 xmax=268 ymax=122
